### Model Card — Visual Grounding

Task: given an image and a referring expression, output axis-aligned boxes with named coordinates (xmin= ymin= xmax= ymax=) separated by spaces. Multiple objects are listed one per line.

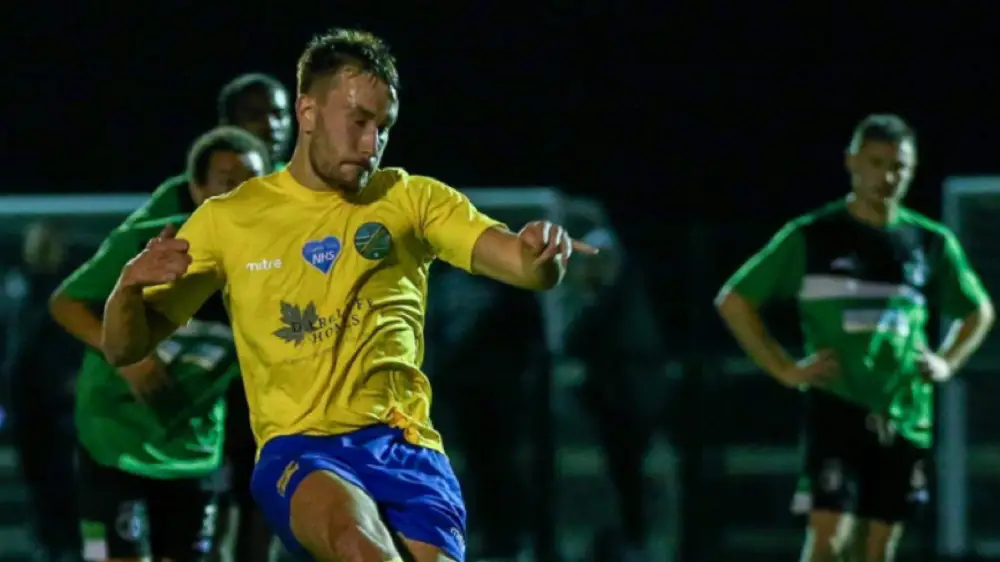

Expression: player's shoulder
xmin=898 ymin=206 xmax=954 ymax=238
xmin=363 ymin=167 xmax=458 ymax=203
xmin=124 ymin=213 xmax=190 ymax=242
xmin=198 ymin=170 xmax=284 ymax=213
xmin=152 ymin=173 xmax=187 ymax=195
xmin=122 ymin=173 xmax=187 ymax=226
xmin=356 ymin=167 xmax=409 ymax=201
xmin=780 ymin=200 xmax=847 ymax=235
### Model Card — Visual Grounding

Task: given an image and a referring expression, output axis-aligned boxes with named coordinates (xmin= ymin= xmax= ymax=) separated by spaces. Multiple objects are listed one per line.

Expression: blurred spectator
xmin=2 ymin=221 xmax=84 ymax=562
xmin=425 ymin=265 xmax=545 ymax=560
xmin=564 ymin=227 xmax=664 ymax=561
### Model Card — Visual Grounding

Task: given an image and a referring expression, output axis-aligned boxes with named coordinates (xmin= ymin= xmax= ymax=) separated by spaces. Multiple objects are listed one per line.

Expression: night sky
xmin=6 ymin=2 xmax=1000 ymax=347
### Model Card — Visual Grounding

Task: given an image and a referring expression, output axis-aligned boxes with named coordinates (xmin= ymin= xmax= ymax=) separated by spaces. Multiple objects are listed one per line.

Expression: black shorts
xmin=803 ymin=390 xmax=929 ymax=523
xmin=77 ymin=449 xmax=221 ymax=562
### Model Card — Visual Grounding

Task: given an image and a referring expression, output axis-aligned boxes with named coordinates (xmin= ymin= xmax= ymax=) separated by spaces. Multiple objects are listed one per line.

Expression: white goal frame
xmin=0 ymin=188 xmax=573 ymax=353
xmin=938 ymin=176 xmax=1000 ymax=557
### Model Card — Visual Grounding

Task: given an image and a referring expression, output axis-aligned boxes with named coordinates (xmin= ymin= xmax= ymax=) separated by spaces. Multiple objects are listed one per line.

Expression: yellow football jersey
xmin=143 ymin=168 xmax=503 ymax=452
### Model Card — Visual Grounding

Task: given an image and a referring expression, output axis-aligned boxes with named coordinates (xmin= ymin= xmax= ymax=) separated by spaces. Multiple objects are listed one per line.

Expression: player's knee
xmin=294 ymin=513 xmax=388 ymax=562
xmin=327 ymin=523 xmax=389 ymax=562
xmin=802 ymin=527 xmax=837 ymax=562
xmin=806 ymin=510 xmax=858 ymax=561
xmin=289 ymin=470 xmax=396 ymax=562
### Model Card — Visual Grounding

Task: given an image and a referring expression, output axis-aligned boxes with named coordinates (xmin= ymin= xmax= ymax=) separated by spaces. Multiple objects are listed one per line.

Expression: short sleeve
xmin=722 ymin=221 xmax=806 ymax=305
xmin=143 ymin=202 xmax=226 ymax=326
xmin=59 ymin=228 xmax=139 ymax=302
xmin=938 ymin=231 xmax=991 ymax=320
xmin=402 ymin=176 xmax=505 ymax=272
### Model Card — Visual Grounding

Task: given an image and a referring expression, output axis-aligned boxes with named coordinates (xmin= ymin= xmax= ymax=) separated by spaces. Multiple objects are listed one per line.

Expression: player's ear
xmin=296 ymin=94 xmax=316 ymax=134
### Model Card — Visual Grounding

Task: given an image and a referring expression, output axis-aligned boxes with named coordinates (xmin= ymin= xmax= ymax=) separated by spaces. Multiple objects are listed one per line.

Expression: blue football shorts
xmin=251 ymin=424 xmax=467 ymax=561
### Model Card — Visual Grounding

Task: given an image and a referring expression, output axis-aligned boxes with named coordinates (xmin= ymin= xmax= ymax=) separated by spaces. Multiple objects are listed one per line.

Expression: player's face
xmin=300 ymin=70 xmax=398 ymax=192
xmin=232 ymin=87 xmax=293 ymax=161
xmin=846 ymin=139 xmax=917 ymax=205
xmin=190 ymin=149 xmax=267 ymax=206
xmin=22 ymin=222 xmax=64 ymax=273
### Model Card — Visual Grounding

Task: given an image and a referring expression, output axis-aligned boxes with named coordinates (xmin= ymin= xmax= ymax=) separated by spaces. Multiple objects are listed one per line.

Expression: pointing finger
xmin=570 ymin=239 xmax=600 ymax=255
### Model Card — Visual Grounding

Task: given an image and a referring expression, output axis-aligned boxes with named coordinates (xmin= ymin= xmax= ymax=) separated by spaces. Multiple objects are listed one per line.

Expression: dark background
xmin=4 ymin=2 xmax=1000 ymax=560
xmin=6 ymin=2 xmax=1000 ymax=345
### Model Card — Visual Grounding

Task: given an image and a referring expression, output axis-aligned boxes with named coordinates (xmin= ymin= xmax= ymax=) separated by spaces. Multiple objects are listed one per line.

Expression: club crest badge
xmin=354 ymin=222 xmax=393 ymax=260
xmin=301 ymin=236 xmax=342 ymax=274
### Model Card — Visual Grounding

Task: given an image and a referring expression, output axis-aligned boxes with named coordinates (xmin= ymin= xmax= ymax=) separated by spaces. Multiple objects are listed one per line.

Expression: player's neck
xmin=287 ymin=148 xmax=345 ymax=194
xmin=845 ymin=193 xmax=897 ymax=228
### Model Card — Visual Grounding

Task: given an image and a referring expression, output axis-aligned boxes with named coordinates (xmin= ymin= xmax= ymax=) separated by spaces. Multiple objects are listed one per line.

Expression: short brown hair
xmin=296 ymin=27 xmax=399 ymax=96
xmin=186 ymin=126 xmax=272 ymax=185
xmin=848 ymin=113 xmax=916 ymax=153
xmin=217 ymin=73 xmax=287 ymax=124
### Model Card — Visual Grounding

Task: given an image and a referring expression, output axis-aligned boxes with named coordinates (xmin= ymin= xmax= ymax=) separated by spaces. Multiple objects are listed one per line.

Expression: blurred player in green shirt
xmin=51 ymin=73 xmax=291 ymax=562
xmin=124 ymin=73 xmax=291 ymax=228
xmin=49 ymin=127 xmax=270 ymax=561
xmin=716 ymin=114 xmax=994 ymax=562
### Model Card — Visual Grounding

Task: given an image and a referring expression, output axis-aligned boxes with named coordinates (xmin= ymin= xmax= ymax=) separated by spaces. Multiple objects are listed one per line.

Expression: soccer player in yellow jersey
xmin=100 ymin=27 xmax=596 ymax=562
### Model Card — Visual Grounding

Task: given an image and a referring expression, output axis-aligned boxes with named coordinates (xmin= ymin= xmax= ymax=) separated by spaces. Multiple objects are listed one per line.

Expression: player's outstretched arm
xmin=471 ymin=222 xmax=598 ymax=291
xmin=404 ymin=175 xmax=595 ymax=288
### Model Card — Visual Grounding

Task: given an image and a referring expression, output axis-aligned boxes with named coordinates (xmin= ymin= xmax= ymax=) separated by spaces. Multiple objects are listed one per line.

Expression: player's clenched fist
xmin=519 ymin=220 xmax=599 ymax=266
xmin=120 ymin=224 xmax=192 ymax=288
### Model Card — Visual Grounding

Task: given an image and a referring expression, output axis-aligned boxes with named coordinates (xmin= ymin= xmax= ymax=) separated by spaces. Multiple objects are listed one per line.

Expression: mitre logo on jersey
xmin=246 ymin=258 xmax=282 ymax=272
xmin=272 ymin=299 xmax=373 ymax=347
xmin=301 ymin=236 xmax=342 ymax=274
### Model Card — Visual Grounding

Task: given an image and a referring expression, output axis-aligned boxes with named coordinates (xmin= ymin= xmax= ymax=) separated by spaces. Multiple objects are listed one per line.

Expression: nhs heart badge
xmin=301 ymin=236 xmax=342 ymax=274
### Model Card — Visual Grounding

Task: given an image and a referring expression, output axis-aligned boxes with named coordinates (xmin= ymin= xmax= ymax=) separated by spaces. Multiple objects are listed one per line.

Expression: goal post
xmin=938 ymin=176 xmax=1000 ymax=557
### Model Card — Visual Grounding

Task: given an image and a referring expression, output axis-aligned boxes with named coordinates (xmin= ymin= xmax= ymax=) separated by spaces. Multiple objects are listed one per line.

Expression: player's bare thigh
xmin=859 ymin=518 xmax=904 ymax=562
xmin=289 ymin=469 xmax=400 ymax=561
xmin=804 ymin=510 xmax=903 ymax=562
